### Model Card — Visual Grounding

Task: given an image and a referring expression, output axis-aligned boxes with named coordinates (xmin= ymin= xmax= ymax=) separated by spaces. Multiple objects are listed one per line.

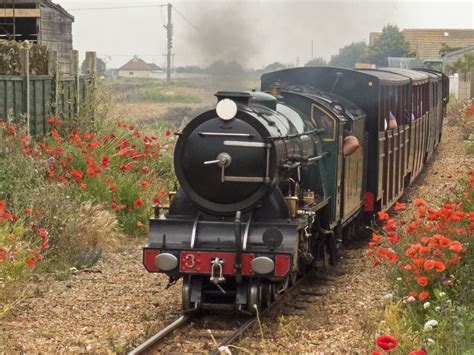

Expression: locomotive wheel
xmin=262 ymin=284 xmax=272 ymax=308
xmin=248 ymin=281 xmax=262 ymax=314
xmin=182 ymin=275 xmax=192 ymax=311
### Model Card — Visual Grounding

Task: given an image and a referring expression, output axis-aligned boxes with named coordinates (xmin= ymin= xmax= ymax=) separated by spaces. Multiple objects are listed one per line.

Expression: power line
xmin=172 ymin=5 xmax=199 ymax=32
xmin=67 ymin=4 xmax=167 ymax=11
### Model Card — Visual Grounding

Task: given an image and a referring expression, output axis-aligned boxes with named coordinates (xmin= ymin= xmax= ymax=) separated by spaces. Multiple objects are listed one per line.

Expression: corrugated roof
xmin=380 ymin=68 xmax=430 ymax=84
xmin=356 ymin=69 xmax=411 ymax=85
xmin=443 ymin=45 xmax=474 ymax=58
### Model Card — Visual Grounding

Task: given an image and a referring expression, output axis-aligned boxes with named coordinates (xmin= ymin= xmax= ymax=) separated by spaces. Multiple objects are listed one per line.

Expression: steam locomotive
xmin=143 ymin=67 xmax=448 ymax=313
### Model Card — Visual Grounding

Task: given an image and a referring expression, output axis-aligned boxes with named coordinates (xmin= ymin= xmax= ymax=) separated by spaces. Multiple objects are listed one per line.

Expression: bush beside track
xmin=0 ymin=88 xmax=176 ymax=317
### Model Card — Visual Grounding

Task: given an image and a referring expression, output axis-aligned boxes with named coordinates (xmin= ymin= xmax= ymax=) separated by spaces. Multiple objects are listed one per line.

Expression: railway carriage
xmin=142 ymin=67 xmax=448 ymax=313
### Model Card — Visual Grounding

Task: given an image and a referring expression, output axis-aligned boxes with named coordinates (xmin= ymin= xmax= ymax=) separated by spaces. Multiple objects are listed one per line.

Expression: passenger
xmin=403 ymin=109 xmax=415 ymax=124
xmin=343 ymin=128 xmax=360 ymax=157
xmin=385 ymin=111 xmax=398 ymax=130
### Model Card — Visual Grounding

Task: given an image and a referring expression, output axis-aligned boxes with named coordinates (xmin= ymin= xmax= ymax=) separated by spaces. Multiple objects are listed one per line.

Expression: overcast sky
xmin=60 ymin=0 xmax=474 ymax=69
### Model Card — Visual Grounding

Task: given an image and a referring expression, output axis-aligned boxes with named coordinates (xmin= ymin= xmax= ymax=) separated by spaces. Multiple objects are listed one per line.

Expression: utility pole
xmin=164 ymin=3 xmax=173 ymax=82
xmin=311 ymin=40 xmax=313 ymax=60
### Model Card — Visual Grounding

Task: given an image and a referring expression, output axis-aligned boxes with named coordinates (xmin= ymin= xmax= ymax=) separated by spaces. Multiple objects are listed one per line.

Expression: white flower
xmin=424 ymin=319 xmax=439 ymax=331
xmin=423 ymin=302 xmax=431 ymax=309
xmin=397 ymin=277 xmax=402 ymax=281
xmin=435 ymin=306 xmax=441 ymax=312
xmin=382 ymin=293 xmax=394 ymax=305
xmin=406 ymin=296 xmax=416 ymax=303
xmin=427 ymin=338 xmax=435 ymax=345
xmin=439 ymin=292 xmax=446 ymax=297
xmin=218 ymin=346 xmax=232 ymax=355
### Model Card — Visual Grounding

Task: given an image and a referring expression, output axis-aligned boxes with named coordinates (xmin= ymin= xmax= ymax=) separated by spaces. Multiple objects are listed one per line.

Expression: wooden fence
xmin=0 ymin=49 xmax=96 ymax=136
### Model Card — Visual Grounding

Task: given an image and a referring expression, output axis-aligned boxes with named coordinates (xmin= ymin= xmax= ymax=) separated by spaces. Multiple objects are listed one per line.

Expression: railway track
xmin=128 ymin=271 xmax=318 ymax=354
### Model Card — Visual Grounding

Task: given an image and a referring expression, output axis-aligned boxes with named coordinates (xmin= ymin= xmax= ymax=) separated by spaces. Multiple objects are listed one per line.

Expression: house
xmin=118 ymin=56 xmax=163 ymax=78
xmin=0 ymin=0 xmax=74 ymax=74
xmin=370 ymin=29 xmax=474 ymax=60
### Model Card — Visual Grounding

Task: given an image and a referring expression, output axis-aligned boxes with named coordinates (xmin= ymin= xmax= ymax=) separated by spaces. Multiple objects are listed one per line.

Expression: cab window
xmin=311 ymin=104 xmax=336 ymax=141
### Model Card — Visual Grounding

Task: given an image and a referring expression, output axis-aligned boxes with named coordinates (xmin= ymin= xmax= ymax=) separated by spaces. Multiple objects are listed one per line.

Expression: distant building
xmin=0 ymin=0 xmax=75 ymax=74
xmin=118 ymin=56 xmax=163 ymax=78
xmin=443 ymin=45 xmax=474 ymax=68
xmin=369 ymin=29 xmax=474 ymax=60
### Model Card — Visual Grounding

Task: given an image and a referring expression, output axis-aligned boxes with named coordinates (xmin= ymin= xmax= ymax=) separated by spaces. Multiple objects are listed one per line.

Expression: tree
xmin=81 ymin=57 xmax=106 ymax=75
xmin=362 ymin=25 xmax=411 ymax=67
xmin=329 ymin=41 xmax=367 ymax=68
xmin=205 ymin=60 xmax=244 ymax=76
xmin=447 ymin=52 xmax=474 ymax=75
xmin=304 ymin=57 xmax=327 ymax=67
xmin=261 ymin=62 xmax=289 ymax=73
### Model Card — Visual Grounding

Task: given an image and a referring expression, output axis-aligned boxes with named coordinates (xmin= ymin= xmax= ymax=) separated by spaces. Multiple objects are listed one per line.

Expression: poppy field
xmin=367 ymin=102 xmax=474 ymax=354
xmin=0 ymin=117 xmax=176 ymax=314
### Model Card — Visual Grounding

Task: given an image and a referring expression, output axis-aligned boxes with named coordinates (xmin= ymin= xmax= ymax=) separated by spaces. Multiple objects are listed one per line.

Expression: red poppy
xmin=26 ymin=257 xmax=36 ymax=268
xmin=375 ymin=335 xmax=397 ymax=351
xmin=141 ymin=181 xmax=149 ymax=189
xmin=153 ymin=197 xmax=161 ymax=204
xmin=80 ymin=184 xmax=87 ymax=191
xmin=133 ymin=199 xmax=144 ymax=207
xmin=408 ymin=350 xmax=427 ymax=355
xmin=25 ymin=208 xmax=32 ymax=215
xmin=433 ymin=260 xmax=446 ymax=272
xmin=449 ymin=241 xmax=463 ymax=252
xmin=394 ymin=201 xmax=406 ymax=210
xmin=165 ymin=129 xmax=172 ymax=137
xmin=110 ymin=185 xmax=118 ymax=192
xmin=378 ymin=211 xmax=389 ymax=221
xmin=424 ymin=260 xmax=435 ymax=271
xmin=416 ymin=276 xmax=429 ymax=287
xmin=418 ymin=291 xmax=429 ymax=301
xmin=414 ymin=198 xmax=426 ymax=207
xmin=159 ymin=189 xmax=167 ymax=197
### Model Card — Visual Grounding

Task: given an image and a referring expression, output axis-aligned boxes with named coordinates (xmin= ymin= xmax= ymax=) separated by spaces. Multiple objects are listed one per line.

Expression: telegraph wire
xmin=172 ymin=5 xmax=199 ymax=31
xmin=67 ymin=4 xmax=167 ymax=11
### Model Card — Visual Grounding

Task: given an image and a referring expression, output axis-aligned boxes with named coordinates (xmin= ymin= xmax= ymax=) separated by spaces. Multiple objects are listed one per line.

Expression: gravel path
xmin=1 ymin=123 xmax=470 ymax=353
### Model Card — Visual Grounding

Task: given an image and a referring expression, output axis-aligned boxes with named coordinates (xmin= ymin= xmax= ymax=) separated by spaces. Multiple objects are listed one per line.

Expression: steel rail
xmin=209 ymin=273 xmax=311 ymax=355
xmin=128 ymin=314 xmax=191 ymax=355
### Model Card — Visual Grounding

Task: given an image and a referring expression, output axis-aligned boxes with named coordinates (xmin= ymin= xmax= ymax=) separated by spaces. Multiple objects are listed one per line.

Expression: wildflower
xmin=423 ymin=319 xmax=438 ymax=331
xmin=439 ymin=291 xmax=446 ymax=297
xmin=378 ymin=211 xmax=389 ymax=221
xmin=375 ymin=335 xmax=397 ymax=351
xmin=396 ymin=277 xmax=402 ymax=281
xmin=435 ymin=306 xmax=441 ymax=311
xmin=153 ymin=197 xmax=161 ymax=204
xmin=24 ymin=208 xmax=32 ymax=215
xmin=110 ymin=185 xmax=118 ymax=192
xmin=102 ymin=156 xmax=110 ymax=168
xmin=423 ymin=302 xmax=430 ymax=309
xmin=141 ymin=180 xmax=149 ymax=189
xmin=133 ymin=199 xmax=144 ymax=207
xmin=80 ymin=184 xmax=87 ymax=191
xmin=159 ymin=189 xmax=167 ymax=197
xmin=394 ymin=201 xmax=406 ymax=210
xmin=165 ymin=129 xmax=172 ymax=137
xmin=419 ymin=291 xmax=429 ymax=301
xmin=427 ymin=339 xmax=435 ymax=345
xmin=26 ymin=257 xmax=36 ymax=268
xmin=408 ymin=350 xmax=427 ymax=355
xmin=416 ymin=277 xmax=429 ymax=287
xmin=414 ymin=198 xmax=426 ymax=206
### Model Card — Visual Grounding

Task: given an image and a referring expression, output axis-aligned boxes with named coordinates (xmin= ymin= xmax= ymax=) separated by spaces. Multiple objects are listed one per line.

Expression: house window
xmin=129 ymin=71 xmax=134 ymax=75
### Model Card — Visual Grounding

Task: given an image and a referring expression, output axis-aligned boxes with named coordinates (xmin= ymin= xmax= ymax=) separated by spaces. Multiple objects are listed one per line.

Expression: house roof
xmin=119 ymin=56 xmax=162 ymax=71
xmin=443 ymin=45 xmax=474 ymax=58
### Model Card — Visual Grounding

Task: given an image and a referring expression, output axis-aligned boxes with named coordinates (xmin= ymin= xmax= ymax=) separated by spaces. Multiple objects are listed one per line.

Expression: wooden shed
xmin=0 ymin=0 xmax=74 ymax=73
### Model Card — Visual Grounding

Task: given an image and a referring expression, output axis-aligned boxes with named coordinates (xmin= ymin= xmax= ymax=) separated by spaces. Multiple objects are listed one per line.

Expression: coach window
xmin=311 ymin=104 xmax=336 ymax=141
